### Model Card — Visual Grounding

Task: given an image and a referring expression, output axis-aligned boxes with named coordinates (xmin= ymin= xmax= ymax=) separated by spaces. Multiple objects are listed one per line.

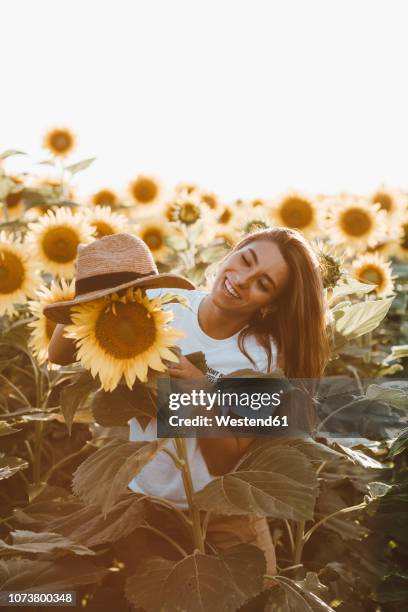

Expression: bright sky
xmin=2 ymin=0 xmax=408 ymax=202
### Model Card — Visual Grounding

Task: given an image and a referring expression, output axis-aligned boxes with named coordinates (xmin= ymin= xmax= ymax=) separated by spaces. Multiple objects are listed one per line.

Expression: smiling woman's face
xmin=210 ymin=239 xmax=290 ymax=318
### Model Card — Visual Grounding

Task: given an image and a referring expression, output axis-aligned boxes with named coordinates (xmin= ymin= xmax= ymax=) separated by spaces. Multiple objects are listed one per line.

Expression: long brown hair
xmin=217 ymin=228 xmax=330 ymax=379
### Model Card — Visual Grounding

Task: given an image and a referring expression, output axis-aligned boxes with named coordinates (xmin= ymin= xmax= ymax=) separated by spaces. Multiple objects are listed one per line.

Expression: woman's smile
xmin=223 ymin=276 xmax=241 ymax=299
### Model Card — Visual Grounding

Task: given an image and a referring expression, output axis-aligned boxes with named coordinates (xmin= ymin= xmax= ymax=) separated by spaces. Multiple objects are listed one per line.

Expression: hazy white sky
xmin=2 ymin=0 xmax=408 ymax=202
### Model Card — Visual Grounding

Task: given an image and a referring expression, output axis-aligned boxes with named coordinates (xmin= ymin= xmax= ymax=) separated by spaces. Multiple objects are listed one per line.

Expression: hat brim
xmin=43 ymin=273 xmax=196 ymax=324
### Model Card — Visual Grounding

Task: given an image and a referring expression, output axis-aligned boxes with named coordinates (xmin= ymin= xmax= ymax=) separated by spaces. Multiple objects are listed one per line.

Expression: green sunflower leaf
xmin=72 ymin=437 xmax=168 ymax=517
xmin=335 ymin=297 xmax=394 ymax=339
xmin=65 ymin=158 xmax=96 ymax=175
xmin=125 ymin=544 xmax=265 ymax=612
xmin=194 ymin=446 xmax=318 ymax=520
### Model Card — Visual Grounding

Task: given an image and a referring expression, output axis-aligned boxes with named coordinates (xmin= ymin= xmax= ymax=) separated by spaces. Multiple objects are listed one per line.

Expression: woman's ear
xmin=260 ymin=305 xmax=276 ymax=318
xmin=261 ymin=304 xmax=278 ymax=318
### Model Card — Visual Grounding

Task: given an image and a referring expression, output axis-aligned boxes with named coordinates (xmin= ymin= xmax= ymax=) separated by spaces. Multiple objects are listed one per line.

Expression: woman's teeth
xmin=224 ymin=278 xmax=240 ymax=298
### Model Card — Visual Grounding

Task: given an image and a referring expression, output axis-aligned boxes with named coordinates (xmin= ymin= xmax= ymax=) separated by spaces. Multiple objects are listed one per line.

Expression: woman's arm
xmin=48 ymin=324 xmax=77 ymax=365
xmin=197 ymin=436 xmax=254 ymax=476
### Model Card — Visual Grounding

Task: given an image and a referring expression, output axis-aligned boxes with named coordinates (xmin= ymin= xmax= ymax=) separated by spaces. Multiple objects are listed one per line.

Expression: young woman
xmin=48 ymin=227 xmax=330 ymax=577
xmin=126 ymin=227 xmax=330 ymax=575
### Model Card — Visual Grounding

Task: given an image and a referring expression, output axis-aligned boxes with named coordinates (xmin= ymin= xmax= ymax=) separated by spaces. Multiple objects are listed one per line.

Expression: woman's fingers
xmin=168 ymin=355 xmax=186 ymax=377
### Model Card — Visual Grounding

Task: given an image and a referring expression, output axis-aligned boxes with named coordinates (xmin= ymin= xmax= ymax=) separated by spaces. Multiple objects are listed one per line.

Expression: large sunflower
xmin=129 ymin=175 xmax=162 ymax=206
xmin=136 ymin=218 xmax=176 ymax=263
xmin=90 ymin=189 xmax=119 ymax=208
xmin=83 ymin=206 xmax=128 ymax=238
xmin=351 ymin=252 xmax=394 ymax=297
xmin=326 ymin=196 xmax=387 ymax=250
xmin=43 ymin=127 xmax=76 ymax=157
xmin=28 ymin=279 xmax=75 ymax=365
xmin=64 ymin=288 xmax=185 ymax=391
xmin=26 ymin=207 xmax=95 ymax=278
xmin=273 ymin=192 xmax=319 ymax=235
xmin=0 ymin=231 xmax=40 ymax=317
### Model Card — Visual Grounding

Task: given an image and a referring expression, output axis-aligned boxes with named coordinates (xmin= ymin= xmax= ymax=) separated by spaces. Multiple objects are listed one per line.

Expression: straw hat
xmin=43 ymin=233 xmax=195 ymax=324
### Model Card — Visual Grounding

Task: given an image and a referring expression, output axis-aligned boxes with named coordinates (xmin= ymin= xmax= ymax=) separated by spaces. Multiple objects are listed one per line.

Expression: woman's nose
xmin=234 ymin=271 xmax=251 ymax=287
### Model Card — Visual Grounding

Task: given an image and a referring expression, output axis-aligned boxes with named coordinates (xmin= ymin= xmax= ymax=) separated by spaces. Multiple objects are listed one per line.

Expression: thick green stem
xmin=293 ymin=520 xmax=305 ymax=565
xmin=174 ymin=438 xmax=205 ymax=553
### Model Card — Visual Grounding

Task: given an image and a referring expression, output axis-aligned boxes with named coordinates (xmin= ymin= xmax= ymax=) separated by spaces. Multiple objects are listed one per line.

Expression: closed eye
xmin=242 ymin=253 xmax=269 ymax=291
xmin=257 ymin=279 xmax=268 ymax=292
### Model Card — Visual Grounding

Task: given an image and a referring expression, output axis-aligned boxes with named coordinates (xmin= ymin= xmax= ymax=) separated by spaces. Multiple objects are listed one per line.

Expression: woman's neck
xmin=198 ymin=295 xmax=250 ymax=340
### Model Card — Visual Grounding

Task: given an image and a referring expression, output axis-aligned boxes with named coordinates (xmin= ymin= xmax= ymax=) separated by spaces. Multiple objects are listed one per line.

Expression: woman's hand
xmin=48 ymin=324 xmax=77 ymax=365
xmin=168 ymin=355 xmax=205 ymax=379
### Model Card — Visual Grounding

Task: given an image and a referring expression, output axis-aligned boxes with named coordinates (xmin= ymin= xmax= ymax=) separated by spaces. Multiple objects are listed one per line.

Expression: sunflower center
xmin=373 ymin=192 xmax=393 ymax=212
xmin=50 ymin=131 xmax=72 ymax=153
xmin=340 ymin=208 xmax=372 ymax=237
xmin=133 ymin=179 xmax=158 ymax=203
xmin=93 ymin=190 xmax=117 ymax=206
xmin=6 ymin=190 xmax=23 ymax=209
xmin=92 ymin=221 xmax=114 ymax=238
xmin=0 ymin=250 xmax=25 ymax=294
xmin=95 ymin=301 xmax=156 ymax=359
xmin=357 ymin=266 xmax=384 ymax=288
xmin=318 ymin=253 xmax=342 ymax=289
xmin=218 ymin=208 xmax=232 ymax=224
xmin=400 ymin=224 xmax=408 ymax=250
xmin=45 ymin=318 xmax=57 ymax=341
xmin=179 ymin=203 xmax=200 ymax=224
xmin=42 ymin=226 xmax=80 ymax=263
xmin=142 ymin=229 xmax=164 ymax=251
xmin=280 ymin=198 xmax=314 ymax=229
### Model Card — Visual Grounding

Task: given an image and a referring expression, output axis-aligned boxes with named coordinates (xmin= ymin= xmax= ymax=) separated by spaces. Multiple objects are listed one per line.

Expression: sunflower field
xmin=0 ymin=131 xmax=407 ymax=612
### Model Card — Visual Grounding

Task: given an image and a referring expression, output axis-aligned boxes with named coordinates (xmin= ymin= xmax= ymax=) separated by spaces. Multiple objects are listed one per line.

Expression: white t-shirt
xmin=127 ymin=288 xmax=276 ymax=508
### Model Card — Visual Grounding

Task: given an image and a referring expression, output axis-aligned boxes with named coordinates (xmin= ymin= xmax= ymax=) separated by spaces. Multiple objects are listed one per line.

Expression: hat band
xmin=75 ymin=271 xmax=155 ymax=296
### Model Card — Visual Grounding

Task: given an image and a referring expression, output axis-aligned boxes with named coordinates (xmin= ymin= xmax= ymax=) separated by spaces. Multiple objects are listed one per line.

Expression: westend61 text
xmin=168 ymin=414 xmax=289 ymax=427
xmin=168 ymin=389 xmax=283 ymax=411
